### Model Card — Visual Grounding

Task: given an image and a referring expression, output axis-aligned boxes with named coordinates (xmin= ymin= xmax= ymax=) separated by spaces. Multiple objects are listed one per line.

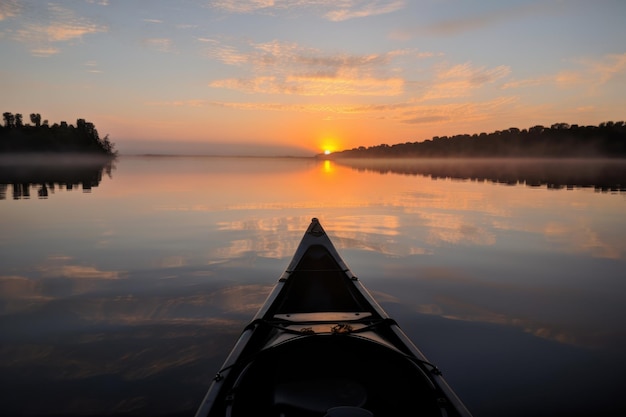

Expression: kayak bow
xmin=195 ymin=218 xmax=472 ymax=417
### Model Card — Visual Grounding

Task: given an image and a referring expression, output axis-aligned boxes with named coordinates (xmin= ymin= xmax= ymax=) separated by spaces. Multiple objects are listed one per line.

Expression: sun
xmin=320 ymin=141 xmax=338 ymax=155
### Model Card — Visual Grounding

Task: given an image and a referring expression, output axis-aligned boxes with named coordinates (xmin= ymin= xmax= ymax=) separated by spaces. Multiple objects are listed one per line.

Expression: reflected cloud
xmin=417 ymin=295 xmax=582 ymax=347
xmin=422 ymin=212 xmax=495 ymax=246
xmin=215 ymin=215 xmax=407 ymax=258
xmin=0 ymin=275 xmax=53 ymax=306
xmin=215 ymin=217 xmax=307 ymax=259
xmin=327 ymin=215 xmax=400 ymax=237
xmin=544 ymin=222 xmax=621 ymax=259
xmin=79 ymin=287 xmax=271 ymax=324
xmin=0 ymin=257 xmax=128 ymax=307
xmin=38 ymin=264 xmax=121 ymax=280
xmin=377 ymin=269 xmax=617 ymax=350
xmin=159 ymin=256 xmax=188 ymax=268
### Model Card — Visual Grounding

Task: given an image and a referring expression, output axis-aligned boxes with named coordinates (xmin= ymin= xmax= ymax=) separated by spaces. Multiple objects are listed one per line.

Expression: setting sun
xmin=320 ymin=139 xmax=339 ymax=155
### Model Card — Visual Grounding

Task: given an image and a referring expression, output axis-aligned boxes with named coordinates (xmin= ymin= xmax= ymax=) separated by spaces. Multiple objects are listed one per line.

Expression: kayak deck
xmin=227 ymin=333 xmax=445 ymax=416
xmin=272 ymin=243 xmax=370 ymax=314
xmin=196 ymin=218 xmax=471 ymax=417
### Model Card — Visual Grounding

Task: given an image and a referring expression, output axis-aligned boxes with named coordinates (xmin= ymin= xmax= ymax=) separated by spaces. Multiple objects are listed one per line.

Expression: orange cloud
xmin=10 ymin=3 xmax=106 ymax=55
xmin=423 ymin=62 xmax=511 ymax=100
xmin=210 ymin=0 xmax=406 ymax=21
xmin=207 ymin=39 xmax=408 ymax=96
xmin=0 ymin=0 xmax=20 ymax=21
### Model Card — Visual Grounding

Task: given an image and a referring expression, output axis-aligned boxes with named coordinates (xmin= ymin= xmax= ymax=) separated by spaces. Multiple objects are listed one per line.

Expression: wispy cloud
xmin=148 ymin=94 xmax=517 ymax=133
xmin=0 ymin=0 xmax=21 ymax=21
xmin=31 ymin=47 xmax=61 ymax=57
xmin=207 ymin=39 xmax=408 ymax=96
xmin=422 ymin=62 xmax=511 ymax=100
xmin=324 ymin=0 xmax=405 ymax=21
xmin=502 ymin=53 xmax=626 ymax=91
xmin=210 ymin=0 xmax=405 ymax=21
xmin=85 ymin=60 xmax=102 ymax=73
xmin=209 ymin=0 xmax=277 ymax=14
xmin=202 ymin=38 xmax=250 ymax=65
xmin=211 ymin=74 xmax=403 ymax=96
xmin=390 ymin=2 xmax=561 ymax=39
xmin=9 ymin=3 xmax=107 ymax=56
xmin=400 ymin=96 xmax=518 ymax=125
xmin=38 ymin=263 xmax=122 ymax=280
xmin=586 ymin=52 xmax=626 ymax=85
xmin=143 ymin=38 xmax=175 ymax=53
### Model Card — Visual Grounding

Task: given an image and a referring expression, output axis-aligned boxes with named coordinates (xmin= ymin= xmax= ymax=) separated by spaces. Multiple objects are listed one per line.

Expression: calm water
xmin=1 ymin=156 xmax=626 ymax=417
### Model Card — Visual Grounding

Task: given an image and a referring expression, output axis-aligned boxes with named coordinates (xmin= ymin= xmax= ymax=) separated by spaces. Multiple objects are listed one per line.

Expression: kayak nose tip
xmin=308 ymin=218 xmax=325 ymax=236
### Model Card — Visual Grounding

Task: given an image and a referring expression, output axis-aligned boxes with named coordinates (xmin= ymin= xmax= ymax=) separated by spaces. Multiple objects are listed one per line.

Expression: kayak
xmin=194 ymin=218 xmax=472 ymax=417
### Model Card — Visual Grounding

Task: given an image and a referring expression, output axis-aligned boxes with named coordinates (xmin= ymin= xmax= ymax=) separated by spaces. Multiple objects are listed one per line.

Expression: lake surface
xmin=1 ymin=156 xmax=626 ymax=417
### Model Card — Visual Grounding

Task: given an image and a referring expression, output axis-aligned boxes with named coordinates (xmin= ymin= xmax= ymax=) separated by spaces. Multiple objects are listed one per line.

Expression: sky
xmin=1 ymin=0 xmax=626 ymax=156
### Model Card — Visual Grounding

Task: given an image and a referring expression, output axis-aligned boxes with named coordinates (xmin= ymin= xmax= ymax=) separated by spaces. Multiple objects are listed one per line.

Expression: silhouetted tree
xmin=3 ymin=112 xmax=15 ymax=128
xmin=326 ymin=121 xmax=626 ymax=159
xmin=0 ymin=112 xmax=116 ymax=156
xmin=30 ymin=113 xmax=41 ymax=127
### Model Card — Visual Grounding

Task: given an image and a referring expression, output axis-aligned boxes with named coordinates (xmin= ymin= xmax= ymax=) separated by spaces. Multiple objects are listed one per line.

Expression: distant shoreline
xmin=317 ymin=121 xmax=626 ymax=159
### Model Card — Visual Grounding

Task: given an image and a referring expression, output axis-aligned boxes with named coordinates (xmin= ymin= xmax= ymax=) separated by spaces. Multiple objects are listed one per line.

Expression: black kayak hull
xmin=195 ymin=218 xmax=472 ymax=417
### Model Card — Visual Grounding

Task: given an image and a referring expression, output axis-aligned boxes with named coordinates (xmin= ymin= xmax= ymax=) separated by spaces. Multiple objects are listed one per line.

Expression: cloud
xmin=210 ymin=73 xmax=403 ymax=96
xmin=148 ymin=91 xmax=517 ymax=133
xmin=0 ymin=0 xmax=21 ymax=21
xmin=207 ymin=39 xmax=407 ymax=96
xmin=203 ymin=40 xmax=250 ymax=65
xmin=400 ymin=96 xmax=518 ymax=125
xmin=143 ymin=38 xmax=175 ymax=53
xmin=502 ymin=53 xmax=626 ymax=91
xmin=38 ymin=264 xmax=122 ymax=280
xmin=586 ymin=52 xmax=626 ymax=85
xmin=209 ymin=0 xmax=405 ymax=21
xmin=10 ymin=3 xmax=107 ymax=56
xmin=501 ymin=76 xmax=551 ymax=90
xmin=85 ymin=60 xmax=102 ymax=73
xmin=390 ymin=2 xmax=559 ymax=39
xmin=30 ymin=47 xmax=61 ymax=57
xmin=422 ymin=62 xmax=511 ymax=100
xmin=324 ymin=0 xmax=405 ymax=21
xmin=209 ymin=0 xmax=277 ymax=14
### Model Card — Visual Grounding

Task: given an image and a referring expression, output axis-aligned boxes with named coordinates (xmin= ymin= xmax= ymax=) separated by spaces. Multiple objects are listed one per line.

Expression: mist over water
xmin=1 ymin=156 xmax=625 ymax=417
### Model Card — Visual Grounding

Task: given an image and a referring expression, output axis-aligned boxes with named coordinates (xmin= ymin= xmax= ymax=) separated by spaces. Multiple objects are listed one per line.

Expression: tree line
xmin=326 ymin=122 xmax=626 ymax=158
xmin=1 ymin=112 xmax=116 ymax=156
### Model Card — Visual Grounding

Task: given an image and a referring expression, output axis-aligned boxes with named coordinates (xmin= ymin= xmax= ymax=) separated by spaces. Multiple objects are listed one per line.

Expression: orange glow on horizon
xmin=319 ymin=136 xmax=340 ymax=155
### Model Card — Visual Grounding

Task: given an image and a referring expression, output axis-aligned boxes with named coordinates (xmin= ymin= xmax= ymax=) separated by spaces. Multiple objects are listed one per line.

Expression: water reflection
xmin=336 ymin=158 xmax=626 ymax=193
xmin=0 ymin=155 xmax=115 ymax=199
xmin=1 ymin=156 xmax=625 ymax=417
